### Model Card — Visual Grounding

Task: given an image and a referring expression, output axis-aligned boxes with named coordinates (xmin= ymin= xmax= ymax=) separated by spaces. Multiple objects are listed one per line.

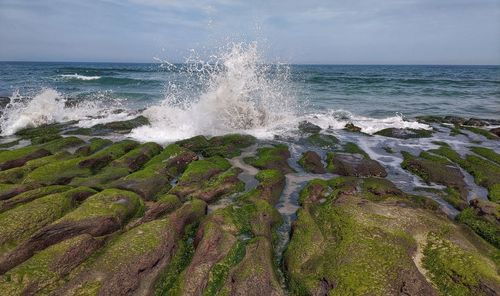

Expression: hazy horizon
xmin=1 ymin=0 xmax=500 ymax=65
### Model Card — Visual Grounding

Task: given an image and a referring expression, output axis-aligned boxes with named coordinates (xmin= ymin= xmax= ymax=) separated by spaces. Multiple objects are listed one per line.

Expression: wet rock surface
xmin=0 ymin=122 xmax=499 ymax=296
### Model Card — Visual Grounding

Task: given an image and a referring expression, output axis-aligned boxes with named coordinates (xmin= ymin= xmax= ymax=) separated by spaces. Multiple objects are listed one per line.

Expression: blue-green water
xmin=0 ymin=60 xmax=499 ymax=141
xmin=1 ymin=62 xmax=499 ymax=118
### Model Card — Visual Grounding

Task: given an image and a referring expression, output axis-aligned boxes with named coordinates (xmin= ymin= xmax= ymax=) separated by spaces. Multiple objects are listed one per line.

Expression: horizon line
xmin=1 ymin=60 xmax=499 ymax=67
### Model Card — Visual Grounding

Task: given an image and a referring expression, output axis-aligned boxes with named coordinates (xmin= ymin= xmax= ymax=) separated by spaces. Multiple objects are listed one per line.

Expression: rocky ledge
xmin=0 ymin=117 xmax=498 ymax=296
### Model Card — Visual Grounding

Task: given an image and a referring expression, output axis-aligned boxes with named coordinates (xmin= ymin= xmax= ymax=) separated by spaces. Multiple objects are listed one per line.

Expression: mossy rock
xmin=74 ymin=138 xmax=113 ymax=156
xmin=430 ymin=145 xmax=500 ymax=202
xmin=0 ymin=185 xmax=72 ymax=213
xmin=175 ymin=135 xmax=210 ymax=153
xmin=0 ymin=139 xmax=20 ymax=149
xmin=0 ymin=187 xmax=96 ymax=256
xmin=285 ymin=178 xmax=499 ymax=296
xmin=244 ymin=144 xmax=295 ymax=174
xmin=0 ymin=146 xmax=51 ymax=170
xmin=0 ymin=183 xmax=37 ymax=201
xmin=298 ymin=151 xmax=326 ymax=174
xmin=24 ymin=140 xmax=138 ymax=186
xmin=401 ymin=150 xmax=468 ymax=210
xmin=39 ymin=136 xmax=85 ymax=153
xmin=456 ymin=206 xmax=500 ymax=248
xmin=203 ymin=134 xmax=256 ymax=158
xmin=344 ymin=122 xmax=362 ymax=132
xmin=374 ymin=128 xmax=433 ymax=139
xmin=307 ymin=133 xmax=339 ymax=149
xmin=14 ymin=122 xmax=68 ymax=139
xmin=463 ymin=126 xmax=499 ymax=140
xmin=470 ymin=146 xmax=500 ymax=165
xmin=0 ymin=152 xmax=72 ymax=184
xmin=0 ymin=234 xmax=102 ymax=295
xmin=61 ymin=199 xmax=206 ymax=296
xmin=65 ymin=116 xmax=150 ymax=136
xmin=326 ymin=152 xmax=387 ymax=177
xmin=298 ymin=120 xmax=321 ymax=134
xmin=170 ymin=158 xmax=244 ymax=203
xmin=422 ymin=232 xmax=500 ymax=295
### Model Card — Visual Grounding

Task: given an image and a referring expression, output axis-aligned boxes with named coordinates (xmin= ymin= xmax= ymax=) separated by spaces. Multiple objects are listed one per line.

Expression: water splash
xmin=130 ymin=42 xmax=298 ymax=143
xmin=0 ymin=88 xmax=131 ymax=136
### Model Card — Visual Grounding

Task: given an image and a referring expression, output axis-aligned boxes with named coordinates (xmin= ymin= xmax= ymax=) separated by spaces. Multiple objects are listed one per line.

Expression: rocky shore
xmin=0 ymin=115 xmax=498 ymax=295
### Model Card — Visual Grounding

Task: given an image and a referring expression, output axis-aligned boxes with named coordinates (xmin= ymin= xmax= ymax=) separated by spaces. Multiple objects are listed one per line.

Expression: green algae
xmin=59 ymin=189 xmax=143 ymax=223
xmin=179 ymin=156 xmax=231 ymax=184
xmin=0 ymin=187 xmax=96 ymax=255
xmin=307 ymin=133 xmax=339 ymax=149
xmin=470 ymin=146 xmax=500 ymax=165
xmin=154 ymin=224 xmax=198 ymax=296
xmin=243 ymin=144 xmax=294 ymax=173
xmin=0 ymin=185 xmax=72 ymax=213
xmin=422 ymin=232 xmax=500 ymax=295
xmin=456 ymin=208 xmax=500 ymax=248
xmin=40 ymin=136 xmax=85 ymax=153
xmin=464 ymin=126 xmax=499 ymax=140
xmin=342 ymin=142 xmax=369 ymax=158
xmin=74 ymin=138 xmax=113 ymax=156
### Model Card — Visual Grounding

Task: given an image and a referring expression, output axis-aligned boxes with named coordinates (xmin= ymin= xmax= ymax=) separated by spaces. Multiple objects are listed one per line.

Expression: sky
xmin=0 ymin=0 xmax=499 ymax=64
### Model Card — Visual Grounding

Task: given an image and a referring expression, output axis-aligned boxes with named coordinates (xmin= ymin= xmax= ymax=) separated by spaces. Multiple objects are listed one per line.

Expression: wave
xmin=0 ymin=88 xmax=132 ymax=136
xmin=61 ymin=74 xmax=101 ymax=81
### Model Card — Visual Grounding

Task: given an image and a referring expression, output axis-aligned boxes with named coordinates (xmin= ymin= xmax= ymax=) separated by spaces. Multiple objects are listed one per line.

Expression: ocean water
xmin=0 ymin=43 xmax=499 ymax=141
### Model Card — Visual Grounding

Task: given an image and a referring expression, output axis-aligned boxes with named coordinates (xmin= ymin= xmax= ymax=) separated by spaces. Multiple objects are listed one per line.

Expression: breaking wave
xmin=0 ymin=88 xmax=131 ymax=136
xmin=61 ymin=74 xmax=101 ymax=81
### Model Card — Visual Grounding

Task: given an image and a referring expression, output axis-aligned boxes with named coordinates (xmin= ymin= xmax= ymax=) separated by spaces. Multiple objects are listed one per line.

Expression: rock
xmin=344 ymin=122 xmax=362 ymax=132
xmin=470 ymin=146 xmax=500 ymax=165
xmin=490 ymin=127 xmax=500 ymax=137
xmin=374 ymin=128 xmax=433 ymax=139
xmin=463 ymin=126 xmax=499 ymax=140
xmin=39 ymin=136 xmax=85 ymax=153
xmin=285 ymin=177 xmax=498 ymax=296
xmin=430 ymin=145 xmax=500 ymax=203
xmin=59 ymin=199 xmax=206 ymax=296
xmin=401 ymin=151 xmax=468 ymax=210
xmin=0 ymin=234 xmax=103 ymax=295
xmin=307 ymin=133 xmax=339 ymax=149
xmin=298 ymin=120 xmax=321 ymax=134
xmin=203 ymin=134 xmax=256 ymax=158
xmin=23 ymin=140 xmax=138 ymax=186
xmin=70 ymin=142 xmax=162 ymax=188
xmin=0 ymin=183 xmax=38 ymax=201
xmin=0 ymin=185 xmax=71 ymax=213
xmin=65 ymin=116 xmax=150 ymax=136
xmin=176 ymin=135 xmax=210 ymax=152
xmin=464 ymin=118 xmax=487 ymax=126
xmin=298 ymin=151 xmax=326 ymax=174
xmin=456 ymin=200 xmax=500 ymax=248
xmin=254 ymin=169 xmax=286 ymax=205
xmin=129 ymin=194 xmax=181 ymax=227
xmin=110 ymin=144 xmax=197 ymax=200
xmin=0 ymin=147 xmax=51 ymax=171
xmin=326 ymin=152 xmax=387 ymax=177
xmin=0 ymin=187 xmax=96 ymax=260
xmin=169 ymin=157 xmax=244 ymax=203
xmin=221 ymin=236 xmax=284 ymax=296
xmin=0 ymin=189 xmax=143 ymax=273
xmin=74 ymin=138 xmax=113 ymax=156
xmin=244 ymin=144 xmax=295 ymax=174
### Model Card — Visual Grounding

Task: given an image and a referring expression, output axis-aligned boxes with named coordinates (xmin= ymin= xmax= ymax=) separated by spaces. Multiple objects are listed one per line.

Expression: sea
xmin=0 ymin=43 xmax=499 ymax=142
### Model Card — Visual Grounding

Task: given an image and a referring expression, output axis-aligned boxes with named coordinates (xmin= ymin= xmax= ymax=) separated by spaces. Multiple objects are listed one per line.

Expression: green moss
xmin=203 ymin=134 xmax=256 ymax=158
xmin=0 ymin=187 xmax=96 ymax=255
xmin=179 ymin=157 xmax=231 ymax=183
xmin=154 ymin=224 xmax=198 ymax=296
xmin=286 ymin=194 xmax=416 ymax=296
xmin=382 ymin=146 xmax=394 ymax=154
xmin=175 ymin=135 xmax=209 ymax=152
xmin=298 ymin=179 xmax=330 ymax=206
xmin=66 ymin=116 xmax=150 ymax=136
xmin=15 ymin=123 xmax=62 ymax=139
xmin=203 ymin=239 xmax=247 ymax=296
xmin=0 ymin=146 xmax=45 ymax=165
xmin=243 ymin=144 xmax=294 ymax=173
xmin=255 ymin=169 xmax=283 ymax=186
xmin=0 ymin=235 xmax=91 ymax=295
xmin=470 ymin=146 xmax=500 ymax=165
xmin=60 ymin=189 xmax=143 ymax=223
xmin=342 ymin=142 xmax=369 ymax=158
xmin=307 ymin=133 xmax=339 ymax=149
xmin=422 ymin=232 xmax=500 ymax=295
xmin=40 ymin=136 xmax=85 ymax=153
xmin=0 ymin=185 xmax=72 ymax=212
xmin=374 ymin=128 xmax=433 ymax=139
xmin=456 ymin=208 xmax=500 ymax=248
xmin=75 ymin=138 xmax=113 ymax=156
xmin=464 ymin=126 xmax=499 ymax=140
xmin=24 ymin=140 xmax=139 ymax=185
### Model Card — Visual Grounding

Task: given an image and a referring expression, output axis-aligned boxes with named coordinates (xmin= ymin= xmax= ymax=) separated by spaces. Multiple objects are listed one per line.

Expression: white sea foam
xmin=0 ymin=88 xmax=130 ymax=135
xmin=61 ymin=74 xmax=101 ymax=80
xmin=130 ymin=42 xmax=429 ymax=143
xmin=130 ymin=42 xmax=298 ymax=143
